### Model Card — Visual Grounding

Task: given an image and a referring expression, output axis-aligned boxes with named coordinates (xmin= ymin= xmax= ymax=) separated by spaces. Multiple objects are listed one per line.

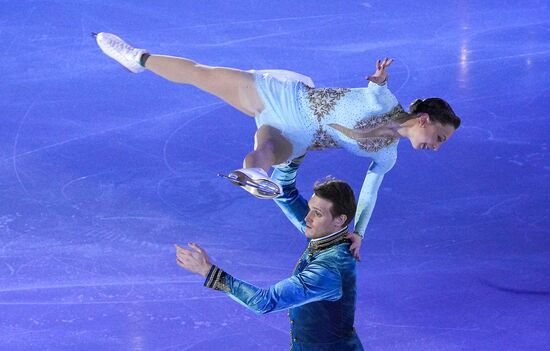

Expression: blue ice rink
xmin=1 ymin=1 xmax=549 ymax=350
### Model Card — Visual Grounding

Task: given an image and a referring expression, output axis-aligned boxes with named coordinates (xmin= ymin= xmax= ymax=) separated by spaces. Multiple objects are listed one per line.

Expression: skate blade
xmin=218 ymin=173 xmax=280 ymax=197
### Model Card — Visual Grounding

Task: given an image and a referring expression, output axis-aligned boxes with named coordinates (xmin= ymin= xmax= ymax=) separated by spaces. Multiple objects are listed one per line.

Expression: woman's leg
xmin=243 ymin=125 xmax=293 ymax=172
xmin=144 ymin=55 xmax=263 ymax=116
xmin=226 ymin=125 xmax=292 ymax=199
xmin=95 ymin=33 xmax=264 ymax=116
xmin=145 ymin=56 xmax=293 ymax=170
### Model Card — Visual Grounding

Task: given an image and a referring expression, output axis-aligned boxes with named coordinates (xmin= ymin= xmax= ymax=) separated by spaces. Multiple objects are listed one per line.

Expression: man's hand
xmin=175 ymin=243 xmax=213 ymax=277
xmin=346 ymin=232 xmax=363 ymax=261
xmin=366 ymin=57 xmax=393 ymax=85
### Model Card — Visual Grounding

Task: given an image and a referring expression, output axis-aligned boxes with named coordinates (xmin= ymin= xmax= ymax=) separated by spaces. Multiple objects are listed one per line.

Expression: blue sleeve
xmin=354 ymin=156 xmax=396 ymax=237
xmin=270 ymin=157 xmax=308 ymax=233
xmin=204 ymin=263 xmax=342 ymax=315
xmin=366 ymin=80 xmax=389 ymax=94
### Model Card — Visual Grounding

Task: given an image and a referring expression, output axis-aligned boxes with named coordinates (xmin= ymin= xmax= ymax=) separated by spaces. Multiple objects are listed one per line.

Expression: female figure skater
xmin=94 ymin=32 xmax=461 ymax=243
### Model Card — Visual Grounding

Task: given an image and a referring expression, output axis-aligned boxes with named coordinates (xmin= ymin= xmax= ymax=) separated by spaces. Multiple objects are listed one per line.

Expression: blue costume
xmin=253 ymin=70 xmax=404 ymax=237
xmin=204 ymin=159 xmax=364 ymax=350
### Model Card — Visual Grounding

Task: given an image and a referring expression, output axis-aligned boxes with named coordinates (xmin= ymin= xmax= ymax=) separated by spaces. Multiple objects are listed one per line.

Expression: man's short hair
xmin=313 ymin=177 xmax=357 ymax=227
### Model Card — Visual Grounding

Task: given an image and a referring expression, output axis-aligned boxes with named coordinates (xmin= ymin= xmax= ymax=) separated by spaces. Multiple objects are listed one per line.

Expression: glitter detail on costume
xmin=309 ymin=127 xmax=340 ymax=150
xmin=354 ymin=104 xmax=405 ymax=130
xmin=358 ymin=137 xmax=397 ymax=152
xmin=204 ymin=266 xmax=231 ymax=292
xmin=305 ymin=86 xmax=351 ymax=121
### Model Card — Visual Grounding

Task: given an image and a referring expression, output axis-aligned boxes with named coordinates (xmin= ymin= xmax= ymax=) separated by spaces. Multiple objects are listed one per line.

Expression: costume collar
xmin=308 ymin=226 xmax=350 ymax=253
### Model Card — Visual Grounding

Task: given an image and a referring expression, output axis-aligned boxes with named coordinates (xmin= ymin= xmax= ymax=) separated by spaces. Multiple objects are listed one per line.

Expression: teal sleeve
xmin=366 ymin=80 xmax=389 ymax=94
xmin=271 ymin=157 xmax=308 ymax=233
xmin=204 ymin=263 xmax=342 ymax=315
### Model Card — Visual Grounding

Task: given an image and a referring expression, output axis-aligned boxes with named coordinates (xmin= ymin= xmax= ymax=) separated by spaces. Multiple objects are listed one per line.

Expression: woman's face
xmin=408 ymin=114 xmax=456 ymax=151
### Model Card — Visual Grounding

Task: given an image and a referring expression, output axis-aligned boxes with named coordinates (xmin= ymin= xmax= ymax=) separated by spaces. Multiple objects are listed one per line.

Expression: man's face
xmin=304 ymin=195 xmax=345 ymax=239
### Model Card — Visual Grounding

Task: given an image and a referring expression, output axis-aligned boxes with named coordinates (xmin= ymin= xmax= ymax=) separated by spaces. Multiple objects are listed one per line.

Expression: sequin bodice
xmin=253 ymin=72 xmax=402 ymax=238
xmin=297 ymin=82 xmax=403 ymax=160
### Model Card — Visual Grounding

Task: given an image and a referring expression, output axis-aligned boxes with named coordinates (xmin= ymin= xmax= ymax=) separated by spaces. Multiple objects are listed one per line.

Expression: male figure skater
xmin=175 ymin=157 xmax=364 ymax=350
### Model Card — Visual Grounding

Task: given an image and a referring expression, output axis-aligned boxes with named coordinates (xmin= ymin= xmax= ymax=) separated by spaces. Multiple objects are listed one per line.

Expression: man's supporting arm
xmin=271 ymin=156 xmax=308 ymax=233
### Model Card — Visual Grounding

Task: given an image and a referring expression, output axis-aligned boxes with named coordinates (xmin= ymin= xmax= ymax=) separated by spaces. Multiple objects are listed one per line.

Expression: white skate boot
xmin=220 ymin=168 xmax=282 ymax=199
xmin=94 ymin=32 xmax=147 ymax=73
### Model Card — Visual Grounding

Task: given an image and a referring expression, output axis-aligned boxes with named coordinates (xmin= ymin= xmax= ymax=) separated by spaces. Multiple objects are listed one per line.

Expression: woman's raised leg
xmin=95 ymin=32 xmax=264 ymax=116
xmin=96 ymin=33 xmax=292 ymax=199
xmin=144 ymin=55 xmax=263 ymax=116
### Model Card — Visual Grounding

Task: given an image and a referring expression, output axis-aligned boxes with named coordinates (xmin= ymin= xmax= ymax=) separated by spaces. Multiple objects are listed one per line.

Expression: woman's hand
xmin=346 ymin=232 xmax=363 ymax=261
xmin=175 ymin=243 xmax=213 ymax=277
xmin=366 ymin=57 xmax=393 ymax=85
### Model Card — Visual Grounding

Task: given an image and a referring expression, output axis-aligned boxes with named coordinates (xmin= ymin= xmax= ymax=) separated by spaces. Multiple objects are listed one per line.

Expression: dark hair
xmin=313 ymin=177 xmax=357 ymax=227
xmin=409 ymin=98 xmax=461 ymax=129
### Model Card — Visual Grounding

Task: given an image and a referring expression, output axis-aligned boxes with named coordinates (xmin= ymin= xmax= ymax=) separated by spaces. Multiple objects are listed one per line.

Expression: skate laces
xmin=109 ymin=38 xmax=136 ymax=58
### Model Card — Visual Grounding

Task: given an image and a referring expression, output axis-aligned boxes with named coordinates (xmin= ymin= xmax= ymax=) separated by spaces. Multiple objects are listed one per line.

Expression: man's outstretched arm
xmin=176 ymin=243 xmax=341 ymax=314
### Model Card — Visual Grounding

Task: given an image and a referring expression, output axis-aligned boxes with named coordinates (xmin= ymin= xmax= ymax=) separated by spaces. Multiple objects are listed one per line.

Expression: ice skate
xmin=219 ymin=168 xmax=282 ymax=199
xmin=94 ymin=32 xmax=147 ymax=73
